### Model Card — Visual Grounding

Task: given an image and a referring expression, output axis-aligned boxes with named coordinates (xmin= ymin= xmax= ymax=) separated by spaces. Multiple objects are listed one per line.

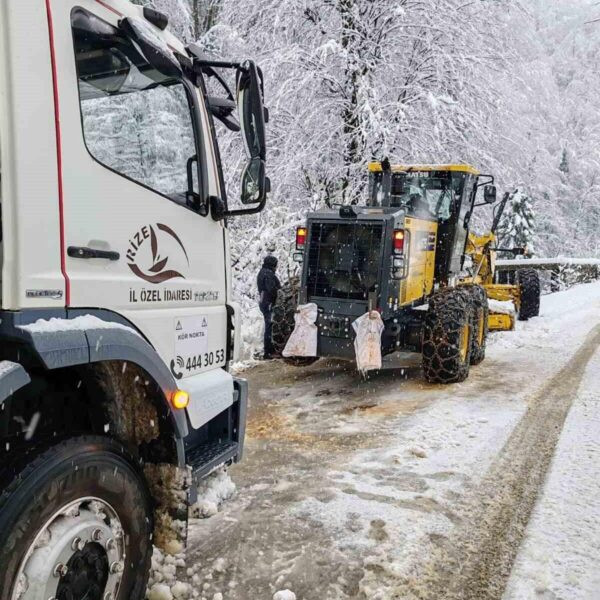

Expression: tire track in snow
xmin=397 ymin=323 xmax=600 ymax=600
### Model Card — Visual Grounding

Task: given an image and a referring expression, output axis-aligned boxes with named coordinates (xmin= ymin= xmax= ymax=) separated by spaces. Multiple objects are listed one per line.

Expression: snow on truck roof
xmin=368 ymin=162 xmax=481 ymax=176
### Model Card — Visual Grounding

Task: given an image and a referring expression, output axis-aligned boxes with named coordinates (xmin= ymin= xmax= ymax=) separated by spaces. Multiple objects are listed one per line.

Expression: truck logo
xmin=127 ymin=223 xmax=189 ymax=284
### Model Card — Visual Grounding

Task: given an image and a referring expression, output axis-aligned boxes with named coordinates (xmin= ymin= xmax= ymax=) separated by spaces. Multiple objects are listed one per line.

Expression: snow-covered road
xmin=183 ymin=282 xmax=600 ymax=600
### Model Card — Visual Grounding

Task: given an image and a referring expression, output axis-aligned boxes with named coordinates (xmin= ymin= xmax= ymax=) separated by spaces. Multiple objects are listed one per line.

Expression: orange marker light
xmin=171 ymin=390 xmax=190 ymax=410
xmin=296 ymin=227 xmax=308 ymax=249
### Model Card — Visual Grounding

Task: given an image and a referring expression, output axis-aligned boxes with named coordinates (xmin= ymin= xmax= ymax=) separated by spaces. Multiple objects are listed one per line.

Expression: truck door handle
xmin=67 ymin=246 xmax=120 ymax=261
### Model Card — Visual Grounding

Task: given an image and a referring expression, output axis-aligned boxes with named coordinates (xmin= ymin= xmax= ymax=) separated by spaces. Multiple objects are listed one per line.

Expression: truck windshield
xmin=72 ymin=8 xmax=198 ymax=204
xmin=369 ymin=171 xmax=466 ymax=222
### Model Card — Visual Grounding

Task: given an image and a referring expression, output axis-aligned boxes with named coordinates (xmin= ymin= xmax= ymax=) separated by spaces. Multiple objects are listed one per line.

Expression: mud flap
xmin=352 ymin=311 xmax=385 ymax=373
xmin=282 ymin=303 xmax=318 ymax=357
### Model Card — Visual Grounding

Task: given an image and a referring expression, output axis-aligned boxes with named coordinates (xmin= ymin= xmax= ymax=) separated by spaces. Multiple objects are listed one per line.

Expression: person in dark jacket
xmin=257 ymin=255 xmax=281 ymax=359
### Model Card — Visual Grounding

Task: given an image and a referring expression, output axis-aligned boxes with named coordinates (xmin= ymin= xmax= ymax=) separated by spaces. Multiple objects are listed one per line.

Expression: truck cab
xmin=0 ymin=1 xmax=267 ymax=597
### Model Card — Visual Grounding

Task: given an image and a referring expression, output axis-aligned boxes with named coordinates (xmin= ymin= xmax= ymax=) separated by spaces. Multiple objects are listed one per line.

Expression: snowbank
xmin=190 ymin=468 xmax=237 ymax=518
xmin=146 ymin=469 xmax=236 ymax=598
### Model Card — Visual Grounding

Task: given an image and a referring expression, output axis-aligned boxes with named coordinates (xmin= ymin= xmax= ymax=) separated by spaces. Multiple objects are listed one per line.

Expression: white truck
xmin=0 ymin=1 xmax=268 ymax=598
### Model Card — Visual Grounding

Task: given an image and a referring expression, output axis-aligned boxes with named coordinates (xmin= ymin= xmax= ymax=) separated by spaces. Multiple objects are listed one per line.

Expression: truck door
xmin=51 ymin=0 xmax=228 ymax=378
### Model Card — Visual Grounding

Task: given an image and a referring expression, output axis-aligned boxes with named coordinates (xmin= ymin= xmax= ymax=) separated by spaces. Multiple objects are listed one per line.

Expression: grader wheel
xmin=272 ymin=277 xmax=318 ymax=366
xmin=461 ymin=284 xmax=489 ymax=365
xmin=422 ymin=289 xmax=473 ymax=384
xmin=517 ymin=268 xmax=541 ymax=321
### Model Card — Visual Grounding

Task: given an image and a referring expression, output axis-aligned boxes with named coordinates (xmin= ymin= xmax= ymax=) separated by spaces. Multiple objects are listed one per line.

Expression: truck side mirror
xmin=237 ymin=61 xmax=266 ymax=160
xmin=236 ymin=61 xmax=267 ymax=205
xmin=188 ymin=52 xmax=269 ymax=216
xmin=241 ymin=158 xmax=266 ymax=204
xmin=484 ymin=185 xmax=497 ymax=204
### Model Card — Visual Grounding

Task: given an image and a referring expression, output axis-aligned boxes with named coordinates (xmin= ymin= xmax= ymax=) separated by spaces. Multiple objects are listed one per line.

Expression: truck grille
xmin=306 ymin=221 xmax=384 ymax=301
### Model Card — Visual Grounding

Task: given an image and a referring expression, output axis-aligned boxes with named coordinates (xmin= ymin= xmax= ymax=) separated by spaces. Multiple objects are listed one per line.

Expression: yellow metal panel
xmin=488 ymin=312 xmax=515 ymax=331
xmin=485 ymin=284 xmax=519 ymax=303
xmin=368 ymin=162 xmax=481 ymax=176
xmin=400 ymin=218 xmax=437 ymax=305
xmin=424 ymin=224 xmax=437 ymax=296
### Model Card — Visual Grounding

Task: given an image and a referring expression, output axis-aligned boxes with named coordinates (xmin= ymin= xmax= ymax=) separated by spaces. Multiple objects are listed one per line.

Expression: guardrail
xmin=496 ymin=257 xmax=600 ymax=291
xmin=496 ymin=258 xmax=600 ymax=270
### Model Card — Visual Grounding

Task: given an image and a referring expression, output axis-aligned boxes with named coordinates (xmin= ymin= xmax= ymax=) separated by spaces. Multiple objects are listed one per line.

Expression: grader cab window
xmin=71 ymin=9 xmax=198 ymax=205
xmin=370 ymin=171 xmax=466 ymax=222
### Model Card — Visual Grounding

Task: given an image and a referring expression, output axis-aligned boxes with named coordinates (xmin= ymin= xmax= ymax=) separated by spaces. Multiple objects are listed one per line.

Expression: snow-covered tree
xmin=110 ymin=0 xmax=600 ymax=348
xmin=498 ymin=189 xmax=536 ymax=256
xmin=190 ymin=0 xmax=221 ymax=39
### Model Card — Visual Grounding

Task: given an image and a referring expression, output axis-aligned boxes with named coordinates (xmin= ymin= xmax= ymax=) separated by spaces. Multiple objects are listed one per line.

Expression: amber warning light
xmin=171 ymin=390 xmax=190 ymax=410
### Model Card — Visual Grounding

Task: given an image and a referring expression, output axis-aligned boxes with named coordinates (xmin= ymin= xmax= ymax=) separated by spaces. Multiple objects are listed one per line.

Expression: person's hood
xmin=263 ymin=256 xmax=278 ymax=270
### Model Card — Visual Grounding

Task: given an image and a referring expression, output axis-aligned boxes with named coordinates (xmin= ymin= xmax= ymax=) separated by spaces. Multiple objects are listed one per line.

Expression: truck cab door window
xmin=72 ymin=9 xmax=201 ymax=209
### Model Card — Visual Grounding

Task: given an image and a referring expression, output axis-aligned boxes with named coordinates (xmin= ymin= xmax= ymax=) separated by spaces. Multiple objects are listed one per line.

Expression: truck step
xmin=187 ymin=440 xmax=239 ymax=480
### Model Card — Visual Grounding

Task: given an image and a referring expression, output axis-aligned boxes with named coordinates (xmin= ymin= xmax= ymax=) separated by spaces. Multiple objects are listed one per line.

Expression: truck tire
xmin=272 ymin=277 xmax=318 ymax=366
xmin=0 ymin=436 xmax=153 ymax=600
xmin=422 ymin=288 xmax=473 ymax=384
xmin=462 ymin=284 xmax=489 ymax=365
xmin=517 ymin=268 xmax=541 ymax=320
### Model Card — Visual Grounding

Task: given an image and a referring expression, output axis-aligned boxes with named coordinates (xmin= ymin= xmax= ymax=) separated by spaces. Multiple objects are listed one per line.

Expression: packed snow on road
xmin=146 ymin=281 xmax=600 ymax=599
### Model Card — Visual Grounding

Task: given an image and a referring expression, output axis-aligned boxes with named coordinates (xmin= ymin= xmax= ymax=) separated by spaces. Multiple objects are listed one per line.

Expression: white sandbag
xmin=283 ymin=303 xmax=318 ymax=357
xmin=352 ymin=311 xmax=385 ymax=372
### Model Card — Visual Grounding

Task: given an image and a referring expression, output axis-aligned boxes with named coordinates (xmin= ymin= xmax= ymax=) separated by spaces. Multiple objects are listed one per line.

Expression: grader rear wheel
xmin=422 ymin=289 xmax=474 ymax=384
xmin=271 ymin=277 xmax=299 ymax=357
xmin=272 ymin=277 xmax=318 ymax=367
xmin=517 ymin=268 xmax=541 ymax=321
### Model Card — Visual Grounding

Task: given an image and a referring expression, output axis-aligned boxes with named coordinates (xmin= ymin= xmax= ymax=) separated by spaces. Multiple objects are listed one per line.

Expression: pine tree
xmin=559 ymin=148 xmax=569 ymax=174
xmin=498 ymin=189 xmax=536 ymax=256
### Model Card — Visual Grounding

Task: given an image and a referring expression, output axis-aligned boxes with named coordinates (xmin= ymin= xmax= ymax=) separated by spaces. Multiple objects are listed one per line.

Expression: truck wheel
xmin=272 ymin=277 xmax=318 ymax=367
xmin=422 ymin=289 xmax=473 ymax=384
xmin=0 ymin=436 xmax=153 ymax=600
xmin=517 ymin=268 xmax=541 ymax=320
xmin=462 ymin=284 xmax=489 ymax=365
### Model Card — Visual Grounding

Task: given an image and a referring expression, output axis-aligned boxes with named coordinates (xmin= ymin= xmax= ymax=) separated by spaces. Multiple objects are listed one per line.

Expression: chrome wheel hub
xmin=11 ymin=498 xmax=125 ymax=600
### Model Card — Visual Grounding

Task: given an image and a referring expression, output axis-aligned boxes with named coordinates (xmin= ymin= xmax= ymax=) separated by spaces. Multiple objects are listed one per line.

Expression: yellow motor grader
xmin=275 ymin=161 xmax=540 ymax=382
